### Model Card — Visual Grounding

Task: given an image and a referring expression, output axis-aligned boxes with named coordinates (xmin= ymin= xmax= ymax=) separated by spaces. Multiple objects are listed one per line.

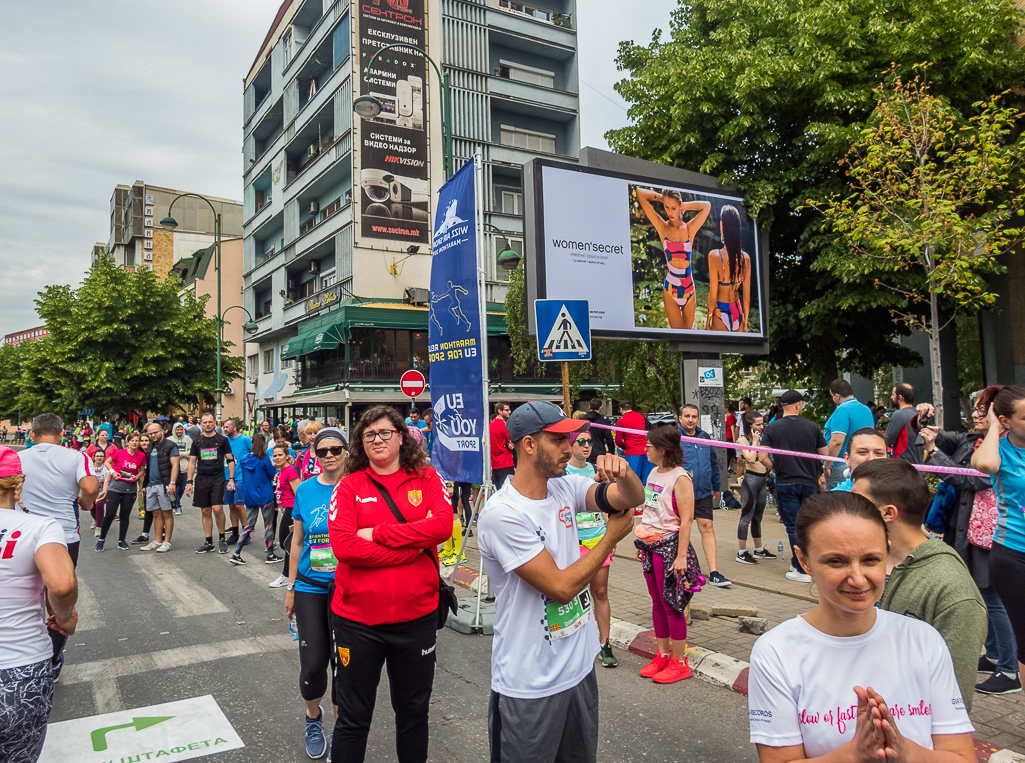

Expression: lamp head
xmin=244 ymin=322 xmax=259 ymax=335
xmin=353 ymin=94 xmax=383 ymax=119
xmin=497 ymin=248 xmax=521 ymax=271
xmin=160 ymin=215 xmax=179 ymax=231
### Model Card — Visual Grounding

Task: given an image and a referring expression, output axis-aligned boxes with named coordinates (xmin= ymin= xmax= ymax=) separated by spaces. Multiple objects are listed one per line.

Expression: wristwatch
xmin=286 ymin=582 xmax=295 ymax=591
xmin=187 ymin=479 xmax=194 ymax=485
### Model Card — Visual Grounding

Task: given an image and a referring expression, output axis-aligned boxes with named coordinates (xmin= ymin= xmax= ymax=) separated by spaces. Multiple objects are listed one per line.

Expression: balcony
xmin=489 ymin=76 xmax=578 ymax=115
xmin=487 ymin=1 xmax=576 ymax=49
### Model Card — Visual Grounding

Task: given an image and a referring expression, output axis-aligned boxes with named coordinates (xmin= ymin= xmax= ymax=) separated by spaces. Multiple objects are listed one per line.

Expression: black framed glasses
xmin=361 ymin=429 xmax=397 ymax=443
xmin=315 ymin=445 xmax=346 ymax=458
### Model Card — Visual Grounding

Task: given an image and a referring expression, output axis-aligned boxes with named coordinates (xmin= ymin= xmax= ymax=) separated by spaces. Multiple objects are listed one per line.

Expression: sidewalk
xmin=453 ymin=505 xmax=1025 ymax=758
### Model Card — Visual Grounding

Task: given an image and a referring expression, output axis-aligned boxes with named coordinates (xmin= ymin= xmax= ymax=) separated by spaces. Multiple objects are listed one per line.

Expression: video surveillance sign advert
xmin=358 ymin=0 xmax=430 ymax=243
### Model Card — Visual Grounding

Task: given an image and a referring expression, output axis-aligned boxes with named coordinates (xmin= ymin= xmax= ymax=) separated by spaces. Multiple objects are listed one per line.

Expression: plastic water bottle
xmin=777 ymin=541 xmax=785 ymax=563
xmin=289 ymin=617 xmax=298 ymax=641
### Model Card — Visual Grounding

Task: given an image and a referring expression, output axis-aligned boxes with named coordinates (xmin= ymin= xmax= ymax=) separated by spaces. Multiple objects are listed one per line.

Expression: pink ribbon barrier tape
xmin=588 ymin=423 xmax=987 ymax=479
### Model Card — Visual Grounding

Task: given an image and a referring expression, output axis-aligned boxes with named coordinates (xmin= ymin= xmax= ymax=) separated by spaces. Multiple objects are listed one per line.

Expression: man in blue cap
xmin=478 ymin=401 xmax=644 ymax=763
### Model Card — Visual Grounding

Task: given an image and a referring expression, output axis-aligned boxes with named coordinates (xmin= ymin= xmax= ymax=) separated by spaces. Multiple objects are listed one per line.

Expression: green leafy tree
xmin=0 ymin=343 xmax=23 ymax=421
xmin=15 ymin=338 xmax=75 ymax=421
xmin=33 ymin=257 xmax=243 ymax=417
xmin=607 ymin=0 xmax=1025 ymax=388
xmin=810 ymin=70 xmax=1025 ymax=424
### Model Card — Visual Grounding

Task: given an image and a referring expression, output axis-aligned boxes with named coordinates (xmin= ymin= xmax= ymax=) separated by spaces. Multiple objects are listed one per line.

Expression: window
xmin=247 ymin=354 xmax=259 ymax=377
xmin=500 ymin=125 xmax=556 ymax=154
xmin=280 ymin=350 xmax=293 ymax=370
xmin=262 ymin=349 xmax=274 ymax=374
xmin=498 ymin=0 xmax=554 ymax=22
xmin=300 ymin=279 xmax=317 ymax=298
xmin=499 ymin=190 xmax=523 ymax=215
xmin=321 ymin=270 xmax=336 ymax=288
xmin=498 ymin=60 xmax=555 ymax=89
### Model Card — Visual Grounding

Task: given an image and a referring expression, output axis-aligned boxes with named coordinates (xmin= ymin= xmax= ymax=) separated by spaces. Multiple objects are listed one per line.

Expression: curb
xmin=608 ymin=618 xmax=1022 ymax=762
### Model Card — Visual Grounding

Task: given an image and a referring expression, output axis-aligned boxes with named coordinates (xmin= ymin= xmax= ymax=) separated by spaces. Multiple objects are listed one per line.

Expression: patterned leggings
xmin=0 ymin=659 xmax=54 ymax=763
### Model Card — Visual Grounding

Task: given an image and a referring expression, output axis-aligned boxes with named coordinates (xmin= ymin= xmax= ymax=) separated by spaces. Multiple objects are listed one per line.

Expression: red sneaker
xmin=639 ymin=653 xmax=670 ymax=678
xmin=653 ymin=657 xmax=692 ymax=684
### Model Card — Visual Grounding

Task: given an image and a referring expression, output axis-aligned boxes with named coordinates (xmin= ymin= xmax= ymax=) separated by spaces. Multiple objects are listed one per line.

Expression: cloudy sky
xmin=0 ymin=0 xmax=675 ymax=337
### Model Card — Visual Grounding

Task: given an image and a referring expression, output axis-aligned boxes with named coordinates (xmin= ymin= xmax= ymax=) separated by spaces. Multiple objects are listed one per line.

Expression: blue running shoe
xmin=304 ymin=712 xmax=326 ymax=759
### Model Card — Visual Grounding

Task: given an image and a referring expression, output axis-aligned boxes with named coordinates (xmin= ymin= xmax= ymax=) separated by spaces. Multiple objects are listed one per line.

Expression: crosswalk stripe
xmin=129 ymin=556 xmax=228 ymax=617
xmin=75 ymin=578 xmax=102 ymax=632
xmin=225 ymin=556 xmax=289 ymax=590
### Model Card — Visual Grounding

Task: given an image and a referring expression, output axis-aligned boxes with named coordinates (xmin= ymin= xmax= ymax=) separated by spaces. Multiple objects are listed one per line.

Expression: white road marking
xmin=225 ymin=555 xmax=289 ymax=589
xmin=60 ymin=634 xmax=295 ymax=713
xmin=129 ymin=556 xmax=228 ymax=617
xmin=75 ymin=578 xmax=102 ymax=632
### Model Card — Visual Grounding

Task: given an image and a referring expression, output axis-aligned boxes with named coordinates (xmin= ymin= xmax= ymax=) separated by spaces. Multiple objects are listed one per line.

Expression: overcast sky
xmin=0 ymin=0 xmax=675 ymax=337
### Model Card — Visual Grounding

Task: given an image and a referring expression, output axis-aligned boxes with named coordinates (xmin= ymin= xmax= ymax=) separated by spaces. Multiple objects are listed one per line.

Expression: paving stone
xmin=712 ymin=605 xmax=759 ymax=618
xmin=738 ymin=617 xmax=768 ymax=635
xmin=690 ymin=605 xmax=711 ymax=620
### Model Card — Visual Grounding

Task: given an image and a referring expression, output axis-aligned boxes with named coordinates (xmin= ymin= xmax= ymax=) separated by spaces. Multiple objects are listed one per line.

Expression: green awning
xmin=282 ymin=299 xmax=508 ymax=359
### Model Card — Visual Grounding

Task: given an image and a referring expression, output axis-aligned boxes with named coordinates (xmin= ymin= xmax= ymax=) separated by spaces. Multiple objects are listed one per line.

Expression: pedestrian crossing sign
xmin=535 ymin=300 xmax=591 ymax=361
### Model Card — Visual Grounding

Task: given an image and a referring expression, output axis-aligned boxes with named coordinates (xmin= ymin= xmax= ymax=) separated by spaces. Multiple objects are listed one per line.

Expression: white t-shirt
xmin=0 ymin=510 xmax=67 ymax=670
xmin=20 ymin=442 xmax=93 ymax=544
xmin=748 ymin=610 xmax=973 ymax=757
xmin=478 ymin=474 xmax=600 ymax=699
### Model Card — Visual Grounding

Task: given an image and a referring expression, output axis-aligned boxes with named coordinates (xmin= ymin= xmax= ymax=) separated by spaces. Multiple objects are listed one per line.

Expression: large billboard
xmin=357 ymin=0 xmax=430 ymax=243
xmin=525 ymin=160 xmax=768 ymax=345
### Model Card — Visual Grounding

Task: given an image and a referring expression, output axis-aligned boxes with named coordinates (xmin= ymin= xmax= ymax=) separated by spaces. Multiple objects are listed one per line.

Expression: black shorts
xmin=194 ymin=476 xmax=226 ymax=508
xmin=693 ymin=495 xmax=714 ymax=521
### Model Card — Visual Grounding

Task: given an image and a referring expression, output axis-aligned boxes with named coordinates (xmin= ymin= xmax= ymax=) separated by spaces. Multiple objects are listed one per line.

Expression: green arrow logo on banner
xmin=90 ymin=716 xmax=174 ymax=751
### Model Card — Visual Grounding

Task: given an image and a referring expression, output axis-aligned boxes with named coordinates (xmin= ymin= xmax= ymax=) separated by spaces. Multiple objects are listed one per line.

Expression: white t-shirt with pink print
xmin=748 ymin=609 xmax=973 ymax=756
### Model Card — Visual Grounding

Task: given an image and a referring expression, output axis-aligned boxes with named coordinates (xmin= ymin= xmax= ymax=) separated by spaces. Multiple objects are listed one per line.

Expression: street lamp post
xmin=352 ymin=43 xmax=453 ymax=178
xmin=162 ymin=194 xmax=247 ymax=421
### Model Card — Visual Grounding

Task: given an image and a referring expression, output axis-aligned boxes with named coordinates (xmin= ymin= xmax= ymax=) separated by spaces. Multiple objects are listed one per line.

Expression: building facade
xmin=2 ymin=326 xmax=50 ymax=347
xmin=242 ymin=0 xmax=581 ymax=428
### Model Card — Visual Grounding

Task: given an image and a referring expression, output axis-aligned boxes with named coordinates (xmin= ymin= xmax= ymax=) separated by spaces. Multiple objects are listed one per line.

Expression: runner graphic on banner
xmin=428 ymin=160 xmax=484 ymax=483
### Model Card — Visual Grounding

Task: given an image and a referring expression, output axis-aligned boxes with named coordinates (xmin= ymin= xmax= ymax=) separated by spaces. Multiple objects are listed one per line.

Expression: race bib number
xmin=544 ymin=590 xmax=592 ymax=640
xmin=200 ymin=447 xmax=217 ymax=461
xmin=644 ymin=484 xmax=664 ymax=509
xmin=575 ymin=511 xmax=602 ymax=530
xmin=309 ymin=543 xmax=338 ymax=573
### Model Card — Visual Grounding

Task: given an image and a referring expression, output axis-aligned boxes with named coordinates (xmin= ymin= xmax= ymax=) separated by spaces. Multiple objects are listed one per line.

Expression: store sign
xmin=305 ymin=286 xmax=342 ymax=314
xmin=357 ymin=0 xmax=430 ymax=244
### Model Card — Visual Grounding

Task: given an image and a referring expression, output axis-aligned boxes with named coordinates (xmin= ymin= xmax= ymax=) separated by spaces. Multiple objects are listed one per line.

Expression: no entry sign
xmin=400 ymin=370 xmax=426 ymax=398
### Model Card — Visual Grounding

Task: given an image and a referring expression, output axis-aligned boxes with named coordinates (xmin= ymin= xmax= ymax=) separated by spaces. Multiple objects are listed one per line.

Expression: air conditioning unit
xmin=307 ymin=144 xmax=318 ymax=159
xmin=308 ymin=261 xmax=320 ymax=274
xmin=308 ymin=201 xmax=319 ymax=215
xmin=265 ymin=245 xmax=276 ymax=257
xmin=247 ymin=376 xmax=258 ymax=384
xmin=404 ymin=287 xmax=430 ymax=306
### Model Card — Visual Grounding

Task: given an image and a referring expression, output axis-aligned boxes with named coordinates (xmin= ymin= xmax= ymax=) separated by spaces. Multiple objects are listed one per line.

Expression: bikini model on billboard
xmin=705 ymin=205 xmax=751 ymax=333
xmin=635 ymin=187 xmax=711 ymax=330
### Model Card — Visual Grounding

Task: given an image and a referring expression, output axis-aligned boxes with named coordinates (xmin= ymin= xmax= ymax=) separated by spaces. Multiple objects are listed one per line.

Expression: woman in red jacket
xmin=328 ymin=406 xmax=453 ymax=763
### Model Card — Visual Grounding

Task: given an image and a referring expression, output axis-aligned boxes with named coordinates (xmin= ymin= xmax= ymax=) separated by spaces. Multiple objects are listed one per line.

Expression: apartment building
xmin=2 ymin=326 xmax=50 ymax=347
xmin=242 ymin=0 xmax=581 ymax=428
xmin=99 ymin=181 xmax=243 ymax=278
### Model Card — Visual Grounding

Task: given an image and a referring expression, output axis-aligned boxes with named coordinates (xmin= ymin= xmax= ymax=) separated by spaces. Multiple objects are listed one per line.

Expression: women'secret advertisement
xmin=538 ymin=164 xmax=764 ymax=340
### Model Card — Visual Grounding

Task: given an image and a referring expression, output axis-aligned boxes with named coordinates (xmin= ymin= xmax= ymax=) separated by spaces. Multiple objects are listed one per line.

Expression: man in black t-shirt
xmin=185 ymin=412 xmax=236 ymax=555
xmin=758 ymin=390 xmax=828 ymax=583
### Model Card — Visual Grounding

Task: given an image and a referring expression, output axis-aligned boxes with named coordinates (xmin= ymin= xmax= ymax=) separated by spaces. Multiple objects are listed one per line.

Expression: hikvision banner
xmin=533 ymin=163 xmax=766 ymax=341
xmin=357 ymin=0 xmax=430 ymax=243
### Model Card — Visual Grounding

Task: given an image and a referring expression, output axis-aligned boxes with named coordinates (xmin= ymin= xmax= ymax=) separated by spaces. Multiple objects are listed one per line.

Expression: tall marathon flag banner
xmin=358 ymin=0 xmax=430 ymax=243
xmin=428 ymin=160 xmax=484 ymax=483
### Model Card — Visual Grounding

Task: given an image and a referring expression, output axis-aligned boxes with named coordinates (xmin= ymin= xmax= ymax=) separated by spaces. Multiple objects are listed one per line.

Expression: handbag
xmin=967 ymin=488 xmax=998 ymax=550
xmin=367 ymin=475 xmax=459 ymax=630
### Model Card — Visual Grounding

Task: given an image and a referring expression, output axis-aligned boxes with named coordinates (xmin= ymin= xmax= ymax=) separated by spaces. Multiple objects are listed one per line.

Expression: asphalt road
xmin=48 ymin=497 xmax=757 ymax=762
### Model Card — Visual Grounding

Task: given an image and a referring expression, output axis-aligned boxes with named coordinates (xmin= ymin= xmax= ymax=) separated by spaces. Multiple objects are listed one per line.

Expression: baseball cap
xmin=0 ymin=447 xmax=22 ymax=478
xmin=507 ymin=401 xmax=588 ymax=443
xmin=780 ymin=389 xmax=805 ymax=405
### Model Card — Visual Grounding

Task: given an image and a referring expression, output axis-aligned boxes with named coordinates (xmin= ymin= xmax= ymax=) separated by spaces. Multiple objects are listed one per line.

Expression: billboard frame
xmin=523 ymin=154 xmax=770 ymax=356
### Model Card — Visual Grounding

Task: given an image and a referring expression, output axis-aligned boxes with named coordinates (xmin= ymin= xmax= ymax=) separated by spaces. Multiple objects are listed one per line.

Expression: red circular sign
xmin=399 ymin=370 xmax=426 ymax=398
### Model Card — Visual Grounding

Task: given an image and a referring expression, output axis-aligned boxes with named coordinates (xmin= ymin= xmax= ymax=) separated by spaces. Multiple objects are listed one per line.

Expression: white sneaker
xmin=269 ymin=574 xmax=289 ymax=589
xmin=785 ymin=567 xmax=812 ymax=583
xmin=94 ymin=527 xmax=102 ymax=537
xmin=156 ymin=542 xmax=172 ymax=553
xmin=141 ymin=541 xmax=160 ymax=551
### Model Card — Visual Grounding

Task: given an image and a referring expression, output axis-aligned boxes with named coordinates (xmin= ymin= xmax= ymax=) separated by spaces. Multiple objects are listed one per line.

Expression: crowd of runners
xmin=2 ymin=378 xmax=1025 ymax=762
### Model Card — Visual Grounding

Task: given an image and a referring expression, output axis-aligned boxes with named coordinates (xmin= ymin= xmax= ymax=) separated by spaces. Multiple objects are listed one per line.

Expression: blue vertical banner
xmin=428 ymin=160 xmax=484 ymax=483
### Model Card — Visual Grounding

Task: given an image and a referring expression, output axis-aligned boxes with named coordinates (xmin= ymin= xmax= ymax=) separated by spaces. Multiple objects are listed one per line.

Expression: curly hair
xmin=0 ymin=474 xmax=25 ymax=510
xmin=345 ymin=406 xmax=426 ymax=476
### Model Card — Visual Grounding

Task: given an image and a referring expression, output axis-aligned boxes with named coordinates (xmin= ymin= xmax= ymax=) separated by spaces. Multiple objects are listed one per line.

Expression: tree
xmin=811 ymin=69 xmax=1025 ymax=424
xmin=30 ymin=256 xmax=243 ymax=417
xmin=0 ymin=343 xmax=23 ymax=421
xmin=607 ymin=0 xmax=1025 ymax=389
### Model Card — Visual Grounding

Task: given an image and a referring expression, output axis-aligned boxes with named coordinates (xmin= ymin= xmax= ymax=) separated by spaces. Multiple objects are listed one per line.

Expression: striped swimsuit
xmin=662 ymin=238 xmax=695 ymax=307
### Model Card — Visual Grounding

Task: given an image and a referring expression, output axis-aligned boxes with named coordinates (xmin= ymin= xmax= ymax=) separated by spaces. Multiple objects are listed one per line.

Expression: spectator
xmin=823 ymin=379 xmax=875 ymax=490
xmin=830 ymin=427 xmax=888 ymax=492
xmin=582 ymin=398 xmax=615 ymax=464
xmin=885 ymin=383 xmax=920 ymax=460
xmin=927 ymin=386 xmax=1020 ymax=695
xmin=758 ymin=390 xmax=828 ymax=583
xmin=852 ymin=459 xmax=988 ymax=710
xmin=490 ymin=402 xmax=515 ymax=489
xmin=735 ymin=410 xmax=775 ymax=564
xmin=724 ymin=401 xmax=738 ymax=472
xmin=748 ymin=491 xmax=976 ymax=762
xmin=677 ymin=404 xmax=729 ymax=587
xmin=615 ymin=400 xmax=651 ymax=483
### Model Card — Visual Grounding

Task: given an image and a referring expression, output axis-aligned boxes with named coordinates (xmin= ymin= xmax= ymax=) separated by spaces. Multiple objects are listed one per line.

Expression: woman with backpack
xmin=327 ymin=406 xmax=453 ymax=763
